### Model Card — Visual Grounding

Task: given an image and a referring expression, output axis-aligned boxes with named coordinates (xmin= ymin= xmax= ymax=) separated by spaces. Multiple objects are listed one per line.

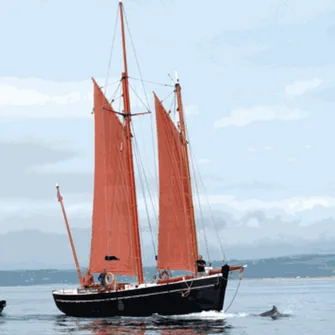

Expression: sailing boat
xmin=52 ymin=0 xmax=245 ymax=317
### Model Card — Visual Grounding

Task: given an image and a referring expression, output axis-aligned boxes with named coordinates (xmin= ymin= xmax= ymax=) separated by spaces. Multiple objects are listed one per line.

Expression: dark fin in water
xmin=257 ymin=305 xmax=291 ymax=319
xmin=0 ymin=300 xmax=6 ymax=314
xmin=258 ymin=305 xmax=279 ymax=317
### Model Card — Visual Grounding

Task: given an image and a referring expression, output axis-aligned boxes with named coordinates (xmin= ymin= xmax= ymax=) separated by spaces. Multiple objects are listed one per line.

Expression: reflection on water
xmin=52 ymin=314 xmax=229 ymax=335
xmin=0 ymin=312 xmax=229 ymax=334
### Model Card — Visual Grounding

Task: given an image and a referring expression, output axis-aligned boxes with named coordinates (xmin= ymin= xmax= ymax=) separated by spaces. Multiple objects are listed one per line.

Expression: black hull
xmin=52 ymin=265 xmax=230 ymax=317
xmin=0 ymin=300 xmax=6 ymax=314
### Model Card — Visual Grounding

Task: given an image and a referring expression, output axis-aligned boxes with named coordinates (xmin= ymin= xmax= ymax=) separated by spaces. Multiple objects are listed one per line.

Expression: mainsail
xmin=154 ymin=93 xmax=198 ymax=272
xmin=89 ymin=78 xmax=138 ymax=276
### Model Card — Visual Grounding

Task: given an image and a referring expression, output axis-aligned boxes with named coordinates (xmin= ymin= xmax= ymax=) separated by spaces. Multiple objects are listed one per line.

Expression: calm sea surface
xmin=0 ymin=278 xmax=334 ymax=334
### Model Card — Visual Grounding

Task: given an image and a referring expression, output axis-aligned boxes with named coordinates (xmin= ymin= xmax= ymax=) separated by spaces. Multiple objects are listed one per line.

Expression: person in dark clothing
xmin=98 ymin=272 xmax=107 ymax=286
xmin=195 ymin=255 xmax=206 ymax=277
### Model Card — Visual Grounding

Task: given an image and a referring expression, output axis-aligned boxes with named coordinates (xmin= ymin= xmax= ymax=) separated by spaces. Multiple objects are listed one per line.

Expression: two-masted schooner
xmin=52 ymin=0 xmax=245 ymax=317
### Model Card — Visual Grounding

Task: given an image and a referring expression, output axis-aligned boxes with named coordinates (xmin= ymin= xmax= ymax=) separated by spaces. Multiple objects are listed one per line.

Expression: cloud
xmin=0 ymin=84 xmax=82 ymax=106
xmin=214 ymin=106 xmax=308 ymax=128
xmin=5 ymin=191 xmax=334 ymax=224
xmin=200 ymin=194 xmax=335 ymax=215
xmin=0 ymin=77 xmax=94 ymax=121
xmin=285 ymin=78 xmax=323 ymax=98
xmin=1 ymin=209 xmax=335 ymax=269
xmin=0 ymin=77 xmax=149 ymax=122
xmin=2 ymin=189 xmax=335 ymax=264
xmin=0 ymin=139 xmax=90 ymax=200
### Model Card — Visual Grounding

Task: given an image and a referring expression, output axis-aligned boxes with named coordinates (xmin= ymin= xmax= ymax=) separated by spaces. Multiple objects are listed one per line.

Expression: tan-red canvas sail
xmin=154 ymin=93 xmax=197 ymax=272
xmin=89 ymin=78 xmax=138 ymax=276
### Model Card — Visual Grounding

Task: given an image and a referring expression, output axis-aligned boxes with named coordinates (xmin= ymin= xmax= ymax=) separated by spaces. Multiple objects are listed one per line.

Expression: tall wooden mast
xmin=119 ymin=0 xmax=144 ymax=284
xmin=175 ymin=75 xmax=199 ymax=271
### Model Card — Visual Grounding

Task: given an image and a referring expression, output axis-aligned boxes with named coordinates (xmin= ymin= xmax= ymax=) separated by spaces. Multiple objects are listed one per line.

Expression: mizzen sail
xmin=89 ymin=78 xmax=138 ymax=276
xmin=154 ymin=93 xmax=197 ymax=272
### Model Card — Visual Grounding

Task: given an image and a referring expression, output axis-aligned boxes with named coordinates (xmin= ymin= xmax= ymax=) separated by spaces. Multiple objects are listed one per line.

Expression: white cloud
xmin=264 ymin=146 xmax=274 ymax=151
xmin=214 ymin=105 xmax=308 ymax=128
xmin=0 ymin=76 xmax=146 ymax=121
xmin=200 ymin=194 xmax=335 ymax=215
xmin=285 ymin=78 xmax=322 ymax=98
xmin=247 ymin=147 xmax=257 ymax=153
xmin=3 ymin=194 xmax=334 ymax=221
xmin=0 ymin=84 xmax=82 ymax=107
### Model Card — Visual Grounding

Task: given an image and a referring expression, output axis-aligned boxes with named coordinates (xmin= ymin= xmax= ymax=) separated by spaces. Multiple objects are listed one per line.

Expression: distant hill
xmin=1 ymin=228 xmax=335 ymax=270
xmin=0 ymin=253 xmax=334 ymax=286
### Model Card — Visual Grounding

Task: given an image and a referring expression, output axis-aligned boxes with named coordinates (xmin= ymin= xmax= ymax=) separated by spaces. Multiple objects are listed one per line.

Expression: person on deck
xmin=82 ymin=269 xmax=94 ymax=288
xmin=195 ymin=255 xmax=206 ymax=277
xmin=98 ymin=271 xmax=107 ymax=286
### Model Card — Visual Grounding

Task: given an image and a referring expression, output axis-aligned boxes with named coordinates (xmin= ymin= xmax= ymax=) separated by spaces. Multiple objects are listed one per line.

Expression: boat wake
xmin=154 ymin=310 xmax=249 ymax=320
xmin=154 ymin=306 xmax=293 ymax=321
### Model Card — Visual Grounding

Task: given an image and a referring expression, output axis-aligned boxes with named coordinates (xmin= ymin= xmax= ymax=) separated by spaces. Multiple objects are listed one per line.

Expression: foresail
xmin=89 ymin=78 xmax=138 ymax=276
xmin=154 ymin=93 xmax=196 ymax=272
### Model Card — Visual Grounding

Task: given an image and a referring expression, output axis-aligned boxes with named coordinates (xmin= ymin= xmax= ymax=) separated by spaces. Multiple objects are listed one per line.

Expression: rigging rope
xmin=131 ymin=122 xmax=158 ymax=260
xmin=171 ymin=88 xmax=210 ymax=263
xmin=129 ymin=76 xmax=174 ymax=88
xmin=187 ymin=138 xmax=226 ymax=261
xmin=224 ymin=274 xmax=243 ymax=313
xmin=128 ymin=82 xmax=150 ymax=111
xmin=103 ymin=8 xmax=119 ymax=95
xmin=110 ymin=81 xmax=122 ymax=102
xmin=100 ymin=79 xmax=122 ymax=89
xmin=189 ymin=147 xmax=210 ymax=264
xmin=123 ymin=7 xmax=159 ymax=198
xmin=160 ymin=90 xmax=175 ymax=106
xmin=99 ymin=4 xmax=121 ymax=273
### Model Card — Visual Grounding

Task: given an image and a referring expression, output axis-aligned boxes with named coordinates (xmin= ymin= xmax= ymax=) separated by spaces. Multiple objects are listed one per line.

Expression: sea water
xmin=0 ymin=278 xmax=334 ymax=334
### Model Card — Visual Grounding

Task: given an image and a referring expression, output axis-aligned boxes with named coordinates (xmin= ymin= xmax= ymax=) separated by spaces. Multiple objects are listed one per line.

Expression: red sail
xmin=154 ymin=93 xmax=197 ymax=272
xmin=89 ymin=78 xmax=138 ymax=276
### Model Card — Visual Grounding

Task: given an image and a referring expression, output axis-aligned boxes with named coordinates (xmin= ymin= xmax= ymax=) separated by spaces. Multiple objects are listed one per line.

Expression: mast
xmin=56 ymin=184 xmax=83 ymax=285
xmin=174 ymin=75 xmax=199 ymax=272
xmin=119 ymin=0 xmax=144 ymax=284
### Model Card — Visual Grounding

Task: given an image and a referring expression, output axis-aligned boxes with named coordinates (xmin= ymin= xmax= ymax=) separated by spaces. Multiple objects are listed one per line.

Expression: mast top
xmin=174 ymin=70 xmax=179 ymax=85
xmin=119 ymin=0 xmax=123 ymax=3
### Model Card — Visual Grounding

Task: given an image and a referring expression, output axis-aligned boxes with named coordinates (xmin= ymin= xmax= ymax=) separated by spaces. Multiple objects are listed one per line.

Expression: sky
xmin=0 ymin=0 xmax=335 ymax=267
